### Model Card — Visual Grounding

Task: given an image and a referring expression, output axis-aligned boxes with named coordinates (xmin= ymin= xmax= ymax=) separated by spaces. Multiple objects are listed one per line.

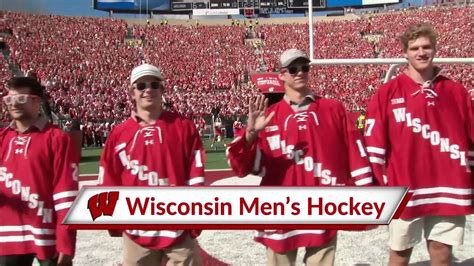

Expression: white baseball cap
xmin=279 ymin=49 xmax=310 ymax=68
xmin=130 ymin=63 xmax=163 ymax=85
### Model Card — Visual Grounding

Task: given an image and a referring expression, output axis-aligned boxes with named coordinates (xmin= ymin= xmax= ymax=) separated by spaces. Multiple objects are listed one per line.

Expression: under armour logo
xmin=298 ymin=125 xmax=307 ymax=130
xmin=15 ymin=149 xmax=24 ymax=154
xmin=145 ymin=140 xmax=154 ymax=146
xmin=427 ymin=101 xmax=436 ymax=106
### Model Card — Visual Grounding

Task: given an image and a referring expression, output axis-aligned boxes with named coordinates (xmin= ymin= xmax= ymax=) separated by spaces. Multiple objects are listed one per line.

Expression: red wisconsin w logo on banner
xmin=87 ymin=191 xmax=120 ymax=221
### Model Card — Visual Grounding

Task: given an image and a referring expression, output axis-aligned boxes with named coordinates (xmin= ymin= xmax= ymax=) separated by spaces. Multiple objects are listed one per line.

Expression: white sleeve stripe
xmin=355 ymin=177 xmax=373 ymax=186
xmin=188 ymin=177 xmax=204 ymax=185
xmin=409 ymin=187 xmax=472 ymax=196
xmin=407 ymin=197 xmax=471 ymax=207
xmin=54 ymin=202 xmax=73 ymax=211
xmin=468 ymin=151 xmax=474 ymax=156
xmin=126 ymin=230 xmax=184 ymax=238
xmin=194 ymin=150 xmax=203 ymax=168
xmin=351 ymin=166 xmax=372 ymax=177
xmin=0 ymin=225 xmax=55 ymax=235
xmin=468 ymin=161 xmax=474 ymax=166
xmin=114 ymin=142 xmax=126 ymax=152
xmin=367 ymin=146 xmax=386 ymax=155
xmin=0 ymin=235 xmax=56 ymax=246
xmin=53 ymin=191 xmax=78 ymax=201
xmin=369 ymin=157 xmax=385 ymax=165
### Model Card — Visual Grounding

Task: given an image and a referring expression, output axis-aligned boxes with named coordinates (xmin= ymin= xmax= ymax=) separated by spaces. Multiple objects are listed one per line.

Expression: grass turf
xmin=79 ymin=138 xmax=230 ymax=174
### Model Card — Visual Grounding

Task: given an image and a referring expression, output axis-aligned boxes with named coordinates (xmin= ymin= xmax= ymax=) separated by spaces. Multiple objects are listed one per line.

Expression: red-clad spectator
xmin=0 ymin=4 xmax=471 ymax=137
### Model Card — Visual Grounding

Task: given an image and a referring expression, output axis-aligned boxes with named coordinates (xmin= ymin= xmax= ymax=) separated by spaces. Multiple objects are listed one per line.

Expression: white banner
xmin=64 ymin=187 xmax=408 ymax=228
xmin=192 ymin=9 xmax=240 ymax=16
xmin=362 ymin=0 xmax=399 ymax=5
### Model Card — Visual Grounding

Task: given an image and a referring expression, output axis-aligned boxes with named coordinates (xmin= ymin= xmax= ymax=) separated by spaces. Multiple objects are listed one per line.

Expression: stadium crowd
xmin=256 ymin=5 xmax=472 ymax=110
xmin=0 ymin=5 xmax=472 ymax=140
xmin=0 ymin=53 xmax=12 ymax=122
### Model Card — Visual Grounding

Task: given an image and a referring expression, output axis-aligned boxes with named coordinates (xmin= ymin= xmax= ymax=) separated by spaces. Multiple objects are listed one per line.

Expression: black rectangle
xmin=172 ymin=2 xmax=193 ymax=10
xmin=257 ymin=0 xmax=287 ymax=8
xmin=238 ymin=0 xmax=259 ymax=8
xmin=287 ymin=0 xmax=324 ymax=8
xmin=194 ymin=2 xmax=209 ymax=8
xmin=172 ymin=1 xmax=208 ymax=10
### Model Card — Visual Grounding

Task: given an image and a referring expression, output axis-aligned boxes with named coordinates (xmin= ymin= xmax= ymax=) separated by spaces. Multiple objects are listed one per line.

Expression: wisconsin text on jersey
xmin=0 ymin=167 xmax=54 ymax=223
xmin=392 ymin=107 xmax=467 ymax=167
xmin=98 ymin=138 xmax=203 ymax=186
xmin=99 ymin=142 xmax=162 ymax=186
xmin=265 ymin=134 xmax=344 ymax=185
xmin=264 ymin=111 xmax=371 ymax=186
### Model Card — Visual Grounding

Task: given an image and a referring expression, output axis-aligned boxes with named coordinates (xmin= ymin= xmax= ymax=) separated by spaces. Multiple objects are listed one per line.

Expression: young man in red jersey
xmin=364 ymin=23 xmax=473 ymax=266
xmin=227 ymin=49 xmax=373 ymax=265
xmin=98 ymin=64 xmax=205 ymax=266
xmin=0 ymin=77 xmax=79 ymax=266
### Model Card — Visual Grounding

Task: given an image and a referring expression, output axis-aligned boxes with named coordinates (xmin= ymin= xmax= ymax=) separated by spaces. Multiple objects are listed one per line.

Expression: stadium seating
xmin=0 ymin=5 xmax=472 ymax=139
xmin=0 ymin=53 xmax=12 ymax=123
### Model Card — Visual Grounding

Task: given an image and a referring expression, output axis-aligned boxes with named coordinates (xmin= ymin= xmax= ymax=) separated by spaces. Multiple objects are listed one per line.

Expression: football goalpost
xmin=306 ymin=0 xmax=474 ymax=83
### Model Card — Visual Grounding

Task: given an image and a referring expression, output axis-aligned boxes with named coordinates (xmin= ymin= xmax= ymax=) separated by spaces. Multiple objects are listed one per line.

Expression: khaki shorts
xmin=266 ymin=237 xmax=337 ymax=266
xmin=122 ymin=234 xmax=201 ymax=266
xmin=389 ymin=216 xmax=466 ymax=251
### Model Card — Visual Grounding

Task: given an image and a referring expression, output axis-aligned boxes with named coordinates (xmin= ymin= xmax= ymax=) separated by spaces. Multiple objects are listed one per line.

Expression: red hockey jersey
xmin=98 ymin=112 xmax=205 ymax=250
xmin=227 ymin=97 xmax=372 ymax=252
xmin=365 ymin=73 xmax=474 ymax=219
xmin=0 ymin=121 xmax=79 ymax=260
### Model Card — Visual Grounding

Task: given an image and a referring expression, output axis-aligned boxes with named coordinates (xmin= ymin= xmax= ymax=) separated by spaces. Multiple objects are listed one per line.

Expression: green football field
xmin=79 ymin=138 xmax=231 ymax=174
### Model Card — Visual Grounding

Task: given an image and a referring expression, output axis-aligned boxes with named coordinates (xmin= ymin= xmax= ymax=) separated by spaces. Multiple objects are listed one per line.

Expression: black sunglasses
xmin=134 ymin=81 xmax=161 ymax=91
xmin=287 ymin=65 xmax=310 ymax=75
